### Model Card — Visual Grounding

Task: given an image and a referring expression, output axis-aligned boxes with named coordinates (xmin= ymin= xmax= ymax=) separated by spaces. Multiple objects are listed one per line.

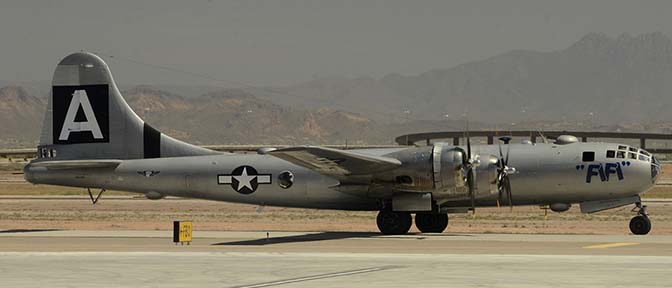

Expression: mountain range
xmin=260 ymin=32 xmax=672 ymax=125
xmin=2 ymin=32 xmax=672 ymax=148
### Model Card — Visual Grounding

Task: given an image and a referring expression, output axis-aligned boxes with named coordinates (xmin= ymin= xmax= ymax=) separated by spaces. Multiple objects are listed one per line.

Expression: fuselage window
xmin=628 ymin=152 xmax=637 ymax=159
xmin=616 ymin=151 xmax=625 ymax=158
xmin=582 ymin=151 xmax=595 ymax=162
xmin=277 ymin=171 xmax=294 ymax=189
xmin=606 ymin=150 xmax=615 ymax=158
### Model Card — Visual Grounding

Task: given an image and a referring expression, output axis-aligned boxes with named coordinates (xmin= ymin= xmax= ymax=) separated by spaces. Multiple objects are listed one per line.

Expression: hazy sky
xmin=2 ymin=0 xmax=672 ymax=87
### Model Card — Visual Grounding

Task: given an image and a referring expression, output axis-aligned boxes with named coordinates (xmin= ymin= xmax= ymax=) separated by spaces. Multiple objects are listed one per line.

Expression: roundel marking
xmin=217 ymin=165 xmax=272 ymax=194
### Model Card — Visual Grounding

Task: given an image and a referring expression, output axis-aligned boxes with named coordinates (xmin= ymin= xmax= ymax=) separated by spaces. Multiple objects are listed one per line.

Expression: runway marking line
xmin=582 ymin=242 xmax=640 ymax=249
xmin=231 ymin=265 xmax=400 ymax=288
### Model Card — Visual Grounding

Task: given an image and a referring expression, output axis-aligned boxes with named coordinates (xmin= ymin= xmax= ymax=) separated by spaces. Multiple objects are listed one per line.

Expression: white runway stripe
xmin=231 ymin=266 xmax=399 ymax=288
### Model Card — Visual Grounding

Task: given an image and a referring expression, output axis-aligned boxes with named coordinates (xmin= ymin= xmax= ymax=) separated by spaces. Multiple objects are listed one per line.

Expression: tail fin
xmin=37 ymin=52 xmax=217 ymax=160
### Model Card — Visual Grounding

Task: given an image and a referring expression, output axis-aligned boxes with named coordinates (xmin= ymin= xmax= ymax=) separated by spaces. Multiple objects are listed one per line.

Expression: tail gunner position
xmin=25 ymin=53 xmax=661 ymax=235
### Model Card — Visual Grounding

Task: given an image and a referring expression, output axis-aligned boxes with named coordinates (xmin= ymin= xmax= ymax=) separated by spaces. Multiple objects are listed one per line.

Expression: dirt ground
xmin=1 ymin=197 xmax=671 ymax=235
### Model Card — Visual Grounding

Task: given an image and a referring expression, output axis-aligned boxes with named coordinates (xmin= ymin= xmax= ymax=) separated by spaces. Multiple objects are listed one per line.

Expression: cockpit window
xmin=618 ymin=145 xmax=627 ymax=150
xmin=639 ymin=154 xmax=650 ymax=162
xmin=582 ymin=151 xmax=595 ymax=162
xmin=616 ymin=151 xmax=625 ymax=158
xmin=641 ymin=150 xmax=651 ymax=157
xmin=606 ymin=150 xmax=615 ymax=158
xmin=628 ymin=152 xmax=637 ymax=159
xmin=629 ymin=147 xmax=638 ymax=152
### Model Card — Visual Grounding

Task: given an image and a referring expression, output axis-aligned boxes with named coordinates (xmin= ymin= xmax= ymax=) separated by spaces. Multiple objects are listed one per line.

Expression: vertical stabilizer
xmin=37 ymin=52 xmax=217 ymax=160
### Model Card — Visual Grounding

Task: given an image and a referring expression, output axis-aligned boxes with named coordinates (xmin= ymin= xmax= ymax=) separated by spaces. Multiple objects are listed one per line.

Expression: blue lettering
xmin=598 ymin=165 xmax=606 ymax=182
xmin=585 ymin=162 xmax=625 ymax=183
xmin=586 ymin=164 xmax=602 ymax=183
xmin=605 ymin=163 xmax=618 ymax=181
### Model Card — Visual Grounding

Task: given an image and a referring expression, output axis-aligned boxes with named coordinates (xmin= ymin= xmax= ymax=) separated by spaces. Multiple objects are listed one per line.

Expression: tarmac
xmin=1 ymin=230 xmax=671 ymax=287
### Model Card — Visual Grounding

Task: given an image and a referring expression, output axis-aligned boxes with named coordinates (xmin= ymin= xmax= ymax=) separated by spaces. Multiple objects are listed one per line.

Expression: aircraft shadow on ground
xmin=212 ymin=232 xmax=379 ymax=246
xmin=0 ymin=229 xmax=61 ymax=234
xmin=212 ymin=231 xmax=470 ymax=246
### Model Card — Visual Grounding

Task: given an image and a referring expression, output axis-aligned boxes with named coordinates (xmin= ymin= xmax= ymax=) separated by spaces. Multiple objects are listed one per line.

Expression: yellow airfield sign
xmin=173 ymin=221 xmax=192 ymax=244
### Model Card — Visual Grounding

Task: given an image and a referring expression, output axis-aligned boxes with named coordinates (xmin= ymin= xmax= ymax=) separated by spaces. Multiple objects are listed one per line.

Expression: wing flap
xmin=30 ymin=160 xmax=122 ymax=170
xmin=268 ymin=146 xmax=400 ymax=176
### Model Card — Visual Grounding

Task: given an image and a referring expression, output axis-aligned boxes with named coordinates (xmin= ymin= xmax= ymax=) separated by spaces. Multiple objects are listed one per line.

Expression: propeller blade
xmin=498 ymin=141 xmax=504 ymax=166
xmin=496 ymin=182 xmax=502 ymax=208
xmin=468 ymin=168 xmax=475 ymax=214
xmin=498 ymin=136 xmax=511 ymax=166
xmin=466 ymin=136 xmax=471 ymax=163
xmin=505 ymin=176 xmax=513 ymax=211
xmin=505 ymin=142 xmax=510 ymax=166
xmin=465 ymin=119 xmax=471 ymax=161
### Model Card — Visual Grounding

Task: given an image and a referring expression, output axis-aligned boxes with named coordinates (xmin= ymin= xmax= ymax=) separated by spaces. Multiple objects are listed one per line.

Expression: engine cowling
xmin=386 ymin=143 xmax=498 ymax=200
xmin=431 ymin=143 xmax=465 ymax=195
xmin=432 ymin=143 xmax=498 ymax=199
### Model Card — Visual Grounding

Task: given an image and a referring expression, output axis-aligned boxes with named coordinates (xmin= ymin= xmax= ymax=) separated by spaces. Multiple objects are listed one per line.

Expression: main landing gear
xmin=376 ymin=210 xmax=412 ymax=235
xmin=415 ymin=213 xmax=449 ymax=233
xmin=376 ymin=211 xmax=449 ymax=235
xmin=629 ymin=202 xmax=651 ymax=235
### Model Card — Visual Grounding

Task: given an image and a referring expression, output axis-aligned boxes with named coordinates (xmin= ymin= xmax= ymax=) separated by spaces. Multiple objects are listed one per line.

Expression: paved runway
xmin=1 ymin=230 xmax=671 ymax=287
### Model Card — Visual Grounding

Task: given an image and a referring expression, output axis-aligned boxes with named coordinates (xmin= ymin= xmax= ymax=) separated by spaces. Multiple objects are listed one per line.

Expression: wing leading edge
xmin=267 ymin=146 xmax=401 ymax=177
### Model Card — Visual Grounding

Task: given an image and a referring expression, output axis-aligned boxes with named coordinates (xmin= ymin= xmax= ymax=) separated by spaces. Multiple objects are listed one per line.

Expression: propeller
xmin=462 ymin=120 xmax=477 ymax=215
xmin=496 ymin=136 xmax=515 ymax=211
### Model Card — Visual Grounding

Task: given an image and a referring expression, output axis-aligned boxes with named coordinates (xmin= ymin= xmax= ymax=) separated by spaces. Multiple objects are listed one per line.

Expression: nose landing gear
xmin=629 ymin=202 xmax=651 ymax=235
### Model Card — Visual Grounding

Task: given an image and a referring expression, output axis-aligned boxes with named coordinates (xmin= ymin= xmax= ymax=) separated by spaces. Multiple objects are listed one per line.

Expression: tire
xmin=629 ymin=215 xmax=651 ymax=235
xmin=376 ymin=210 xmax=412 ymax=235
xmin=415 ymin=213 xmax=449 ymax=233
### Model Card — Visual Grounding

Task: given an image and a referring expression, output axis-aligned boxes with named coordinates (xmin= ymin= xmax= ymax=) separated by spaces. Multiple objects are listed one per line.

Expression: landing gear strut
xmin=629 ymin=202 xmax=651 ymax=235
xmin=376 ymin=210 xmax=412 ymax=235
xmin=415 ymin=213 xmax=448 ymax=233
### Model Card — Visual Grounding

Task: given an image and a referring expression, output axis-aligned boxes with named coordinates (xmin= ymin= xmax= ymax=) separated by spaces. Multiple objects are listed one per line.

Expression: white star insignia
xmin=233 ymin=167 xmax=256 ymax=191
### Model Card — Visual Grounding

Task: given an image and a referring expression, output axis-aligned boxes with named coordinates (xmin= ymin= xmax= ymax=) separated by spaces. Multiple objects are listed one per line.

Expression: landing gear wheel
xmin=629 ymin=202 xmax=651 ymax=235
xmin=376 ymin=210 xmax=412 ymax=235
xmin=629 ymin=215 xmax=651 ymax=235
xmin=415 ymin=213 xmax=449 ymax=233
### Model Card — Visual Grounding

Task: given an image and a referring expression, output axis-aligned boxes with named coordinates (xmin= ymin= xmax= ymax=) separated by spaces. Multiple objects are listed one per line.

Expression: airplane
xmin=24 ymin=52 xmax=661 ymax=235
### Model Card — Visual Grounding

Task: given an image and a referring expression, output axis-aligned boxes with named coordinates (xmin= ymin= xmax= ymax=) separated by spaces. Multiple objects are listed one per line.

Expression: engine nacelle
xmin=432 ymin=143 xmax=498 ymax=199
xmin=431 ymin=143 xmax=466 ymax=195
xmin=386 ymin=143 xmax=498 ymax=200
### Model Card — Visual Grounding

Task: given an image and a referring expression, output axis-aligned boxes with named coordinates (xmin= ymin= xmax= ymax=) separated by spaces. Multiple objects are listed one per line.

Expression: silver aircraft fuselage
xmin=25 ymin=142 xmax=660 ymax=211
xmin=23 ymin=52 xmax=661 ymax=235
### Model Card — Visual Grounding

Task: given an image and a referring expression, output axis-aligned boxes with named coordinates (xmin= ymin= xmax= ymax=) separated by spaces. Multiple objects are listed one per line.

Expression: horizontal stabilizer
xmin=268 ymin=146 xmax=401 ymax=176
xmin=30 ymin=160 xmax=122 ymax=170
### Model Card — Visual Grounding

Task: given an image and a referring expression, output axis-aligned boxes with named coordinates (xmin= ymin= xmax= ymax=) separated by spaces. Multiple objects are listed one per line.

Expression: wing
xmin=30 ymin=160 xmax=122 ymax=170
xmin=267 ymin=146 xmax=401 ymax=177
